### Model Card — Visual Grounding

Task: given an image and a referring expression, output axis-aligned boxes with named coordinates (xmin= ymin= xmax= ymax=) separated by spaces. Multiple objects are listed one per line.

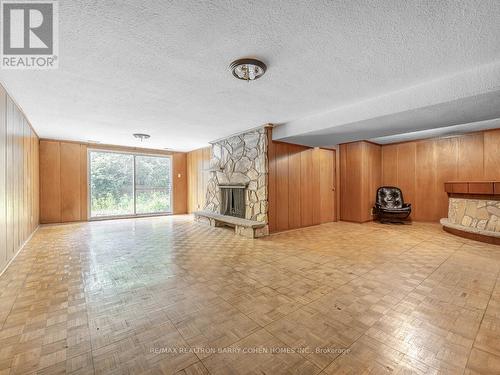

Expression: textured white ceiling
xmin=1 ymin=0 xmax=499 ymax=151
xmin=368 ymin=118 xmax=500 ymax=144
xmin=275 ymin=62 xmax=500 ymax=145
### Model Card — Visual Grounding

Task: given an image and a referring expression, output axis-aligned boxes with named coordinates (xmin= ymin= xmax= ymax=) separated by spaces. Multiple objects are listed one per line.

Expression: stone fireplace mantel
xmin=218 ymin=184 xmax=247 ymax=188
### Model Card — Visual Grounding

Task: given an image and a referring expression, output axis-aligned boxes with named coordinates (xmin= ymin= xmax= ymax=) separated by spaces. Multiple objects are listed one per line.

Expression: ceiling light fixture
xmin=133 ymin=133 xmax=150 ymax=142
xmin=230 ymin=58 xmax=266 ymax=81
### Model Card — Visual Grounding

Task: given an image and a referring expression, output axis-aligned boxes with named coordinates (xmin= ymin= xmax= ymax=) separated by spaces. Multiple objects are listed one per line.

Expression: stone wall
xmin=448 ymin=198 xmax=500 ymax=232
xmin=204 ymin=127 xmax=268 ymax=225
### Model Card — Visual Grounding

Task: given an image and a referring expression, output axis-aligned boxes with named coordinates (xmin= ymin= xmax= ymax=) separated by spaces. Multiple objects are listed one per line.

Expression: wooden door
xmin=288 ymin=144 xmax=302 ymax=229
xmin=275 ymin=142 xmax=289 ymax=231
xmin=319 ymin=148 xmax=336 ymax=223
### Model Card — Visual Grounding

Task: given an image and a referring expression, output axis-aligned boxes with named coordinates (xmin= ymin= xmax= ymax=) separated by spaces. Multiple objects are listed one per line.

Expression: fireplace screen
xmin=220 ymin=186 xmax=245 ymax=218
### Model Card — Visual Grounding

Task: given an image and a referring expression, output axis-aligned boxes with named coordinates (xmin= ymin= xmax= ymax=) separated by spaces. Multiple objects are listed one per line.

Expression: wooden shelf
xmin=444 ymin=181 xmax=500 ymax=195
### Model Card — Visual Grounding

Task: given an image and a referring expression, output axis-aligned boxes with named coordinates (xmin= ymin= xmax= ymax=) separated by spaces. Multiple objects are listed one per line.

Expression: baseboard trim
xmin=269 ymin=220 xmax=341 ymax=235
xmin=339 ymin=219 xmax=374 ymax=224
xmin=0 ymin=225 xmax=39 ymax=277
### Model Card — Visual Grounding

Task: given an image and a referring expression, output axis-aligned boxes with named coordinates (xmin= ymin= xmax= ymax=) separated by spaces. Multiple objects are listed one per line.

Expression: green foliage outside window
xmin=90 ymin=151 xmax=171 ymax=217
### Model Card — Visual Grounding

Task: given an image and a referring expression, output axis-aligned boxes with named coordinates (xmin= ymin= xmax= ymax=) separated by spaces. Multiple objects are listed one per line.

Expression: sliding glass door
xmin=135 ymin=155 xmax=171 ymax=214
xmin=89 ymin=150 xmax=172 ymax=219
xmin=89 ymin=151 xmax=134 ymax=217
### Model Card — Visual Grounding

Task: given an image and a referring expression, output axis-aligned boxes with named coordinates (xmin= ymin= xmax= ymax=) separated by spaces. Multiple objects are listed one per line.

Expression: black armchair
xmin=373 ymin=186 xmax=411 ymax=223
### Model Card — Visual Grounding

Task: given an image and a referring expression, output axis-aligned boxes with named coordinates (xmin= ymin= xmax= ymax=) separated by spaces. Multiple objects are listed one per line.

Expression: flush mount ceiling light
xmin=230 ymin=58 xmax=266 ymax=81
xmin=133 ymin=133 xmax=150 ymax=142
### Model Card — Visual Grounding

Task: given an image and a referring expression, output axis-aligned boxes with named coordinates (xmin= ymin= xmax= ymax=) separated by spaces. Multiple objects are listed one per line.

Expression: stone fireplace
xmin=203 ymin=126 xmax=269 ymax=235
xmin=447 ymin=198 xmax=500 ymax=232
xmin=441 ymin=181 xmax=500 ymax=244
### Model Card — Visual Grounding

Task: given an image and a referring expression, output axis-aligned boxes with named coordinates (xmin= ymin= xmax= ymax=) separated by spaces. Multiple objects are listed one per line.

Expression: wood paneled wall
xmin=268 ymin=133 xmax=336 ymax=233
xmin=39 ymin=140 xmax=188 ymax=223
xmin=339 ymin=130 xmax=500 ymax=223
xmin=186 ymin=147 xmax=211 ymax=213
xmin=339 ymin=141 xmax=381 ymax=223
xmin=381 ymin=129 xmax=500 ymax=221
xmin=0 ymin=85 xmax=39 ymax=274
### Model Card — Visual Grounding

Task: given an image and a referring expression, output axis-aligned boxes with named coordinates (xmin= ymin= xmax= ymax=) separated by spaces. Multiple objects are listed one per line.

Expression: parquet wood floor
xmin=1 ymin=216 xmax=499 ymax=374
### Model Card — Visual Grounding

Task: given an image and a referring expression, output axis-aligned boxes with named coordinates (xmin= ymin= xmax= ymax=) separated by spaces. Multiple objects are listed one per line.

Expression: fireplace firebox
xmin=220 ymin=185 xmax=246 ymax=219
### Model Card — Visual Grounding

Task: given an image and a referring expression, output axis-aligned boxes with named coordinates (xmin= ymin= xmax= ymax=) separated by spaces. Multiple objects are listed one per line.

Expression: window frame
xmin=87 ymin=148 xmax=173 ymax=220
